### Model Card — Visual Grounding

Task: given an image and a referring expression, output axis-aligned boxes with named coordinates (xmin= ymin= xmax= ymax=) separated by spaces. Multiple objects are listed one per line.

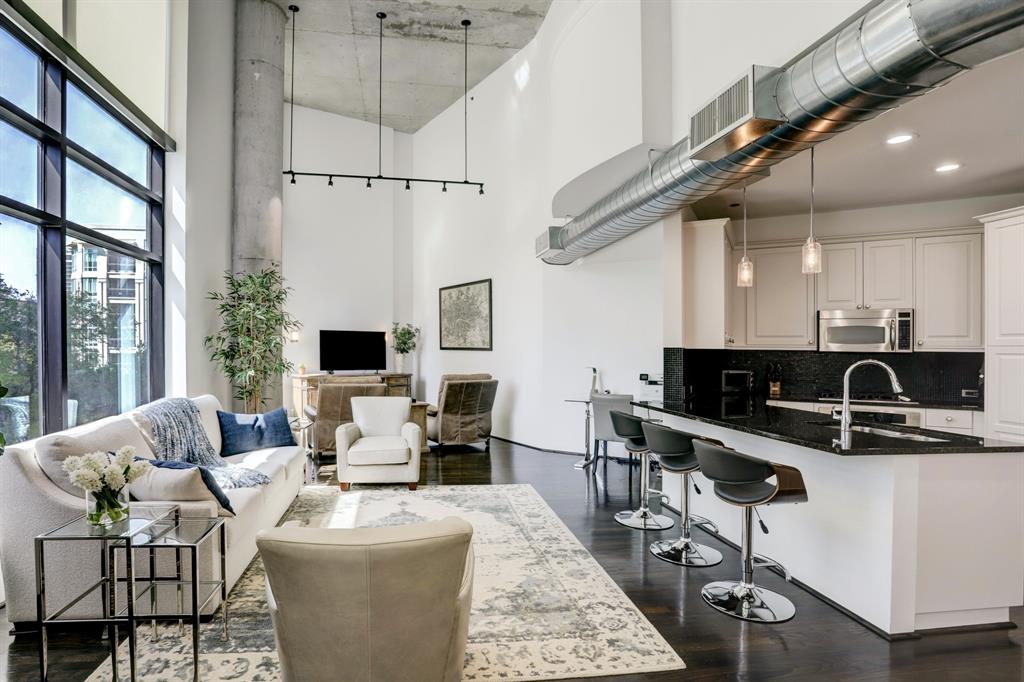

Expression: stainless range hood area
xmin=537 ymin=0 xmax=1024 ymax=265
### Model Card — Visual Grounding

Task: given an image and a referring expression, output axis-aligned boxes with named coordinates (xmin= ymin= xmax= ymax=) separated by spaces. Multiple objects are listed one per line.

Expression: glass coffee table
xmin=35 ymin=505 xmax=228 ymax=681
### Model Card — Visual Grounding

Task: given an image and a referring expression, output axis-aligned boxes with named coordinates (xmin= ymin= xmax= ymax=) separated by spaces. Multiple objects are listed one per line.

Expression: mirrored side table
xmin=35 ymin=505 xmax=228 ymax=681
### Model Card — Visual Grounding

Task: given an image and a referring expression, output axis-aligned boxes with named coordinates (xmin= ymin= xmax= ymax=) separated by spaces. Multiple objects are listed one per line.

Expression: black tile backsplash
xmin=664 ymin=347 xmax=984 ymax=407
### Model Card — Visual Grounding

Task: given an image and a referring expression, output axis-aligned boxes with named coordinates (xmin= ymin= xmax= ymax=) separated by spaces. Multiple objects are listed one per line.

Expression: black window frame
xmin=0 ymin=7 xmax=173 ymax=435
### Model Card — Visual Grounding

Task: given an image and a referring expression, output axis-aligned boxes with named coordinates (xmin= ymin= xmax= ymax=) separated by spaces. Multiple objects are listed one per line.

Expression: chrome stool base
xmin=614 ymin=508 xmax=674 ymax=531
xmin=650 ymin=538 xmax=722 ymax=567
xmin=701 ymin=580 xmax=796 ymax=623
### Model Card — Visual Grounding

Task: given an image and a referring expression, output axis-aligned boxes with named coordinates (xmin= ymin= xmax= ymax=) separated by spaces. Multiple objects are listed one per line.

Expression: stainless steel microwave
xmin=818 ymin=309 xmax=914 ymax=353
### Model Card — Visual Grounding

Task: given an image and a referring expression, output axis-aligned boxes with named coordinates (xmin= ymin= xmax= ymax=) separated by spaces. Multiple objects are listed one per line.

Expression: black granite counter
xmin=770 ymin=395 xmax=982 ymax=411
xmin=633 ymin=397 xmax=1023 ymax=456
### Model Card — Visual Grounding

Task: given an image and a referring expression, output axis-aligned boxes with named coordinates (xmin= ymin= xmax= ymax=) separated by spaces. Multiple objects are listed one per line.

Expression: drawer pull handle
xmin=945 ymin=416 xmax=953 ymax=422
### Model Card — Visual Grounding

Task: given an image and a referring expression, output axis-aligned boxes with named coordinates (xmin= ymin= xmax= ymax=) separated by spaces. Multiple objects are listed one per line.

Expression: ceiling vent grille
xmin=688 ymin=65 xmax=784 ymax=161
xmin=535 ymin=226 xmax=564 ymax=260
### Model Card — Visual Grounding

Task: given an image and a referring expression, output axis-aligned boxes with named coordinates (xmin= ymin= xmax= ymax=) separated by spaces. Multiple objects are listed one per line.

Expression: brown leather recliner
xmin=306 ymin=382 xmax=387 ymax=459
xmin=427 ymin=376 xmax=498 ymax=449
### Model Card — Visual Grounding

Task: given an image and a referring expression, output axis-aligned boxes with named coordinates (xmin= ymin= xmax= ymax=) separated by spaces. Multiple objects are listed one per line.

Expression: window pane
xmin=0 ymin=120 xmax=40 ymax=207
xmin=66 ymin=238 xmax=148 ymax=426
xmin=67 ymin=83 xmax=149 ymax=185
xmin=0 ymin=214 xmax=41 ymax=445
xmin=66 ymin=159 xmax=148 ymax=248
xmin=0 ymin=27 xmax=39 ymax=117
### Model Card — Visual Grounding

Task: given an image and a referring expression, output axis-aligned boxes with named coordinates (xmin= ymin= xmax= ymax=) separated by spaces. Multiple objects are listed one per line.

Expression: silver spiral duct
xmin=541 ymin=0 xmax=1024 ymax=265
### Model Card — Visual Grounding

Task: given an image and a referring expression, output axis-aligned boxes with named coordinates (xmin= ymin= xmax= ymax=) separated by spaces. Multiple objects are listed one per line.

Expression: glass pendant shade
xmin=801 ymin=236 xmax=822 ymax=274
xmin=737 ymin=255 xmax=754 ymax=287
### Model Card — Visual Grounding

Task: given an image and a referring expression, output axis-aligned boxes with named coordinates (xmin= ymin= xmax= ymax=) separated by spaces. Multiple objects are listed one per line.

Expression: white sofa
xmin=0 ymin=395 xmax=305 ymax=627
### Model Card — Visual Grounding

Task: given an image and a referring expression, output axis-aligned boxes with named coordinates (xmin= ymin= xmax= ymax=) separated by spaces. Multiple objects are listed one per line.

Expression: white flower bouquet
xmin=62 ymin=446 xmax=151 ymax=526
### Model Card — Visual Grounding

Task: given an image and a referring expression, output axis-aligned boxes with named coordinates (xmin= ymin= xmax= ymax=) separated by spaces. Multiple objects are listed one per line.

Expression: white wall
xmin=281 ymin=105 xmax=401 ymax=406
xmin=163 ymin=0 xmax=234 ymax=406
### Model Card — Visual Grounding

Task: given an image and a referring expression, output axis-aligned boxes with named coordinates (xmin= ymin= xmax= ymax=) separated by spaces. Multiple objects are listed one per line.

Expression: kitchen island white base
xmin=646 ymin=410 xmax=1024 ymax=636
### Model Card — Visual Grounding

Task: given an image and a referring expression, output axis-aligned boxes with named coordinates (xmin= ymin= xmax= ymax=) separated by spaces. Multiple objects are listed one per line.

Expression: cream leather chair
xmin=337 ymin=396 xmax=421 ymax=490
xmin=257 ymin=518 xmax=474 ymax=682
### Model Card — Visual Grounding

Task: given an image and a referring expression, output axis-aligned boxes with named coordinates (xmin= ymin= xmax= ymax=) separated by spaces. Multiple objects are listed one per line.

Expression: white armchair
xmin=337 ymin=396 xmax=422 ymax=490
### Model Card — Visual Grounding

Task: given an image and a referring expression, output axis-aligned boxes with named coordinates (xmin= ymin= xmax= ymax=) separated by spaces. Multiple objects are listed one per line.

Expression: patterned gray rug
xmin=88 ymin=483 xmax=685 ymax=681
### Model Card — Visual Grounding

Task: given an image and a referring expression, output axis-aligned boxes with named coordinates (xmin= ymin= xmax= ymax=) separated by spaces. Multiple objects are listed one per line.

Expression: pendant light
xmin=801 ymin=146 xmax=822 ymax=274
xmin=281 ymin=6 xmax=485 ymax=194
xmin=737 ymin=183 xmax=753 ymax=287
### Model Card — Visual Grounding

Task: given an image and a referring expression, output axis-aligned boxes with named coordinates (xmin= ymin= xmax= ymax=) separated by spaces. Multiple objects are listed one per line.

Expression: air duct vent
xmin=689 ymin=65 xmax=785 ymax=161
xmin=535 ymin=226 xmax=565 ymax=260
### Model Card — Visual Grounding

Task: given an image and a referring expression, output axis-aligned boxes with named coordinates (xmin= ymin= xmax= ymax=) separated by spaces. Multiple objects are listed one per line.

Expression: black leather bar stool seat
xmin=693 ymin=439 xmax=808 ymax=624
xmin=642 ymin=423 xmax=722 ymax=567
xmin=610 ymin=411 xmax=673 ymax=531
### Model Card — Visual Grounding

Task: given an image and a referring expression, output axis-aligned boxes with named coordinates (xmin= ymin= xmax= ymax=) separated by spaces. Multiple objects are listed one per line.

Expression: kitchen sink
xmin=809 ymin=422 xmax=951 ymax=443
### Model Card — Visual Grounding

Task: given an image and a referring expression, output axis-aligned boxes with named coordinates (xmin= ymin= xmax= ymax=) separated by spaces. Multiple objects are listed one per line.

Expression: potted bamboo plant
xmin=205 ymin=269 xmax=301 ymax=412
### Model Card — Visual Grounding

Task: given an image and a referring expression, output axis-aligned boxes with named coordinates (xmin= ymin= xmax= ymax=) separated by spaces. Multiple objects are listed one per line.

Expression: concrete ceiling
xmin=693 ymin=49 xmax=1024 ymax=220
xmin=284 ymin=0 xmax=551 ymax=134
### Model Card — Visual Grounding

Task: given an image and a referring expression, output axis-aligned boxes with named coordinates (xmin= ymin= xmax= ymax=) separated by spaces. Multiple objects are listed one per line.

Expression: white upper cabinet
xmin=817 ymin=242 xmax=862 ymax=310
xmin=817 ymin=239 xmax=914 ymax=312
xmin=745 ymin=246 xmax=816 ymax=348
xmin=914 ymin=234 xmax=983 ymax=350
xmin=682 ymin=218 xmax=736 ymax=348
xmin=863 ymin=238 xmax=914 ymax=310
xmin=982 ymin=209 xmax=1024 ymax=347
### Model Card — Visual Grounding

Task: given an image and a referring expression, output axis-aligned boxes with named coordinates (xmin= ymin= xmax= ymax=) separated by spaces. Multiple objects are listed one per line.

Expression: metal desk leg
xmin=176 ymin=546 xmax=183 ymax=637
xmin=125 ymin=543 xmax=137 ymax=681
xmin=35 ymin=539 xmax=47 ymax=681
xmin=573 ymin=405 xmax=593 ymax=469
xmin=107 ymin=544 xmax=120 ymax=682
xmin=190 ymin=548 xmax=200 ymax=682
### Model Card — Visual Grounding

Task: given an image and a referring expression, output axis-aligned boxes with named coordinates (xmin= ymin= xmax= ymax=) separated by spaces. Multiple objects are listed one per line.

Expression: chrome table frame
xmin=565 ymin=399 xmax=594 ymax=469
xmin=35 ymin=506 xmax=229 ymax=681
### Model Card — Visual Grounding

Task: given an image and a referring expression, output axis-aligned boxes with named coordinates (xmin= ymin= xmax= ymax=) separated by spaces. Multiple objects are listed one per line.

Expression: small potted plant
xmin=391 ymin=323 xmax=420 ymax=374
xmin=62 ymin=447 xmax=151 ymax=526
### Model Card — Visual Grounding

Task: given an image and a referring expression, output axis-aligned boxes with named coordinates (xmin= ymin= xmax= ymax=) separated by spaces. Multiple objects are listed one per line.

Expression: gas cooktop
xmin=817 ymin=390 xmax=918 ymax=405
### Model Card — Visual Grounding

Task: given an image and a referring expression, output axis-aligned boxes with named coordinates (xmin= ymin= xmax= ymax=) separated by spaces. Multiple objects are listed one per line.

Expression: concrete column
xmin=232 ymin=0 xmax=285 ymax=275
xmin=232 ymin=0 xmax=286 ymax=409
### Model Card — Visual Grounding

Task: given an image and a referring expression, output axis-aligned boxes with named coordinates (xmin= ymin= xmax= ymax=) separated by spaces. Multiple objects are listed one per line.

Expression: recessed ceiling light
xmin=886 ymin=133 xmax=915 ymax=145
xmin=935 ymin=162 xmax=961 ymax=173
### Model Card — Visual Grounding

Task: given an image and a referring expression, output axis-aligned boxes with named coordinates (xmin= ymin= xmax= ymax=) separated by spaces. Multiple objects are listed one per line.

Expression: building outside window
xmin=0 ymin=23 xmax=168 ymax=442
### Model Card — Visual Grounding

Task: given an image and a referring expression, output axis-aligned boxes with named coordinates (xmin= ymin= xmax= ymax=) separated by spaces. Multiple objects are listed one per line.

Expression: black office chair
xmin=642 ymin=423 xmax=722 ymax=567
xmin=609 ymin=410 xmax=673 ymax=531
xmin=693 ymin=439 xmax=808 ymax=623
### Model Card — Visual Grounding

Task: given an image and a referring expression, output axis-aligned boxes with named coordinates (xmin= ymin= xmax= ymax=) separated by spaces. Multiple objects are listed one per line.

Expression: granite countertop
xmin=769 ymin=395 xmax=983 ymax=411
xmin=632 ymin=397 xmax=1023 ymax=456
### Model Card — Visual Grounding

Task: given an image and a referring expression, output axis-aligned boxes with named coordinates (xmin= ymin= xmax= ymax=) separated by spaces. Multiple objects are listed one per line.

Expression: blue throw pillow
xmin=217 ymin=407 xmax=296 ymax=457
xmin=137 ymin=458 xmax=235 ymax=515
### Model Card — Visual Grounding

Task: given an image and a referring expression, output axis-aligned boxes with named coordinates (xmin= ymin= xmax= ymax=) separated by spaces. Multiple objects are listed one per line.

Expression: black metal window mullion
xmin=0 ymin=15 xmax=171 ymax=436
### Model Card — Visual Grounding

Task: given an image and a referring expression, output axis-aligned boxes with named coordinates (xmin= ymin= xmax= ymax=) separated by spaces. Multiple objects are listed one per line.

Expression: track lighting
xmin=281 ymin=7 xmax=485 ymax=194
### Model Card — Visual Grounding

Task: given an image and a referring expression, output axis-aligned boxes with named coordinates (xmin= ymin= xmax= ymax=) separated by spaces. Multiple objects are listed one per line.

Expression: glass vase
xmin=86 ymin=486 xmax=130 ymax=526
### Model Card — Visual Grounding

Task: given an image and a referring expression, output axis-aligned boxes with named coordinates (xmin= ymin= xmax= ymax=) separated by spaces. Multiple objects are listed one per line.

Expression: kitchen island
xmin=633 ymin=398 xmax=1024 ymax=637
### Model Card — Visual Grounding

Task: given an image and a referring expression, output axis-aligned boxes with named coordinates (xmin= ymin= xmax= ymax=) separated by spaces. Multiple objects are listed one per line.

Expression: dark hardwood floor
xmin=3 ymin=439 xmax=1021 ymax=681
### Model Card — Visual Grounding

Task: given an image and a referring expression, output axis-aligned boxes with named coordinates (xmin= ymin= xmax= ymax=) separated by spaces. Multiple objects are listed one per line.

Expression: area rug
xmin=88 ymin=483 xmax=685 ymax=681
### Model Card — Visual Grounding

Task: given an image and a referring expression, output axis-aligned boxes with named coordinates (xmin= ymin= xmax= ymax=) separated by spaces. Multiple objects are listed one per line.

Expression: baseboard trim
xmin=489 ymin=436 xmax=637 ymax=464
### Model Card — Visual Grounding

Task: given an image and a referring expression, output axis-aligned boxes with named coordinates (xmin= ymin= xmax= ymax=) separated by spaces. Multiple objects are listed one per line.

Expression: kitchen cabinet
xmin=745 ymin=246 xmax=816 ymax=348
xmin=863 ymin=238 xmax=914 ymax=309
xmin=682 ymin=218 xmax=738 ymax=348
xmin=978 ymin=206 xmax=1024 ymax=443
xmin=914 ymin=234 xmax=983 ymax=350
xmin=925 ymin=408 xmax=974 ymax=436
xmin=816 ymin=239 xmax=913 ymax=311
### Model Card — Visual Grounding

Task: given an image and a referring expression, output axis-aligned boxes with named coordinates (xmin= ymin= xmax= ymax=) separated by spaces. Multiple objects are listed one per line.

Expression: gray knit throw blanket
xmin=139 ymin=398 xmax=270 ymax=489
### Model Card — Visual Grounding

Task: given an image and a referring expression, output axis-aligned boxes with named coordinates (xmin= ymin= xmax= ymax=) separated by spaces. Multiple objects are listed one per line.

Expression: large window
xmin=0 ymin=20 xmax=168 ymax=442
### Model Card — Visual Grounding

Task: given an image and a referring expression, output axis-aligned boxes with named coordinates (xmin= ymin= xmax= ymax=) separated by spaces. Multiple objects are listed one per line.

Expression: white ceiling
xmin=692 ymin=49 xmax=1024 ymax=220
xmin=285 ymin=0 xmax=551 ymax=134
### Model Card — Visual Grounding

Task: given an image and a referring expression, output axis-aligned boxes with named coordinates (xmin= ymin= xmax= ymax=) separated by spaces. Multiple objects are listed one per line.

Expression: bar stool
xmin=693 ymin=439 xmax=808 ymax=623
xmin=642 ymin=423 xmax=722 ymax=567
xmin=610 ymin=410 xmax=674 ymax=531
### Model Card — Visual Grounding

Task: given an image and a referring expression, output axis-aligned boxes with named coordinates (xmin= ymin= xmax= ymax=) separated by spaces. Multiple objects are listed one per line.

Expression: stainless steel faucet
xmin=832 ymin=359 xmax=904 ymax=449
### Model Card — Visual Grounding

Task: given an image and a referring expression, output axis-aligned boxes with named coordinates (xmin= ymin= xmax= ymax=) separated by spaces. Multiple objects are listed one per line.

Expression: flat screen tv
xmin=319 ymin=330 xmax=386 ymax=372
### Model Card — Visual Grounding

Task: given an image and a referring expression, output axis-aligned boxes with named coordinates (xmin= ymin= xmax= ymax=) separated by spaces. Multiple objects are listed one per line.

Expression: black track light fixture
xmin=282 ymin=9 xmax=485 ymax=194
